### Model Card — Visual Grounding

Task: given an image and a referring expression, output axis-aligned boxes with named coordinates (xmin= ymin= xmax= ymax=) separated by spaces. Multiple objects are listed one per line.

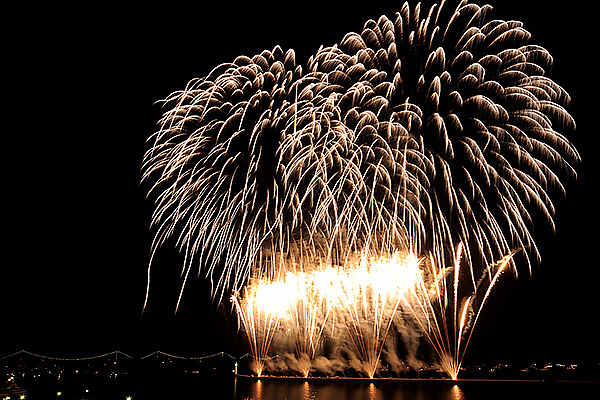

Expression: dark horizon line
xmin=3 ymin=349 xmax=597 ymax=367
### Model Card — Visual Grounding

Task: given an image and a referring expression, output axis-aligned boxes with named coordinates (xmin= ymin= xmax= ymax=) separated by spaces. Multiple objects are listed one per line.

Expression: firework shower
xmin=142 ymin=1 xmax=578 ymax=379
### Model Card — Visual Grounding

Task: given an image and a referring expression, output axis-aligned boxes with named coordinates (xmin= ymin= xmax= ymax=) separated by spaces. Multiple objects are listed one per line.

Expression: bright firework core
xmin=232 ymin=251 xmax=421 ymax=378
xmin=232 ymin=247 xmax=512 ymax=379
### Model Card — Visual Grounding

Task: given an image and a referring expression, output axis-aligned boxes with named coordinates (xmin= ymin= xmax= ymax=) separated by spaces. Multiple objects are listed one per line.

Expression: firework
xmin=143 ymin=1 xmax=578 ymax=378
xmin=401 ymin=243 xmax=515 ymax=379
xmin=232 ymin=250 xmax=422 ymax=377
xmin=232 ymin=247 xmax=512 ymax=378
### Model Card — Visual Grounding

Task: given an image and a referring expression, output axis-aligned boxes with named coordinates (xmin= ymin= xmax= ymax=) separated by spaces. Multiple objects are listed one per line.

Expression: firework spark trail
xmin=232 ymin=251 xmax=422 ymax=377
xmin=143 ymin=1 xmax=578 ymax=307
xmin=334 ymin=251 xmax=422 ymax=377
xmin=231 ymin=281 xmax=287 ymax=377
xmin=303 ymin=0 xmax=579 ymax=276
xmin=231 ymin=256 xmax=338 ymax=376
xmin=399 ymin=245 xmax=516 ymax=379
xmin=232 ymin=247 xmax=513 ymax=378
xmin=143 ymin=0 xmax=579 ymax=379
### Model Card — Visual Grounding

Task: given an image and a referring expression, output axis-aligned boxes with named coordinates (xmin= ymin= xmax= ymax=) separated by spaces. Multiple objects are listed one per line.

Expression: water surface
xmin=19 ymin=374 xmax=600 ymax=399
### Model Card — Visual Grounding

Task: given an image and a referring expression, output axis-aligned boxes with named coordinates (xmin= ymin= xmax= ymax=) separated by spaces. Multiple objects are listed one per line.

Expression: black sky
xmin=3 ymin=0 xmax=598 ymax=364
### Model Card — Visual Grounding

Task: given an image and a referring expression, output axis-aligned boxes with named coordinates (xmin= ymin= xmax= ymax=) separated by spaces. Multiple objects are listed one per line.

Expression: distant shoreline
xmin=234 ymin=373 xmax=599 ymax=386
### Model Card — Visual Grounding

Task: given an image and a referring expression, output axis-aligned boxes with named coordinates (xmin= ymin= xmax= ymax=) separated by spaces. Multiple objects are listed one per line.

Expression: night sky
xmin=3 ymin=0 xmax=598 ymax=365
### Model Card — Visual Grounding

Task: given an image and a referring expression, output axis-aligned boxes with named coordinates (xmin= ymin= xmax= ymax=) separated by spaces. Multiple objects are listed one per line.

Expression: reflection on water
xmin=242 ymin=379 xmax=468 ymax=400
xmin=23 ymin=374 xmax=597 ymax=399
xmin=450 ymin=384 xmax=466 ymax=400
xmin=251 ymin=378 xmax=263 ymax=400
xmin=368 ymin=382 xmax=383 ymax=400
xmin=232 ymin=379 xmax=598 ymax=400
xmin=302 ymin=381 xmax=313 ymax=400
xmin=367 ymin=382 xmax=376 ymax=400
